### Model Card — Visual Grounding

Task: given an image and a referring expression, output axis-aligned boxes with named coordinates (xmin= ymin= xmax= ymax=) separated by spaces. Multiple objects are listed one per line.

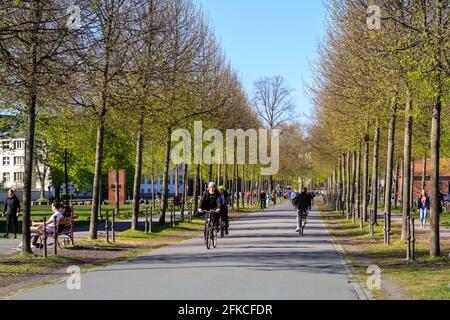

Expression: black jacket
xmin=199 ymin=191 xmax=221 ymax=211
xmin=417 ymin=195 xmax=431 ymax=209
xmin=3 ymin=195 xmax=20 ymax=215
xmin=296 ymin=192 xmax=312 ymax=211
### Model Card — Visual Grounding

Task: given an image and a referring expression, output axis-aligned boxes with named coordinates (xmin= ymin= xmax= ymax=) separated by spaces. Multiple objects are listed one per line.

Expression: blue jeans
xmin=420 ymin=208 xmax=428 ymax=225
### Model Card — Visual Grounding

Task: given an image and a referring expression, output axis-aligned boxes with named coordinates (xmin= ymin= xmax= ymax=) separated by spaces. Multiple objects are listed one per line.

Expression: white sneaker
xmin=295 ymin=227 xmax=300 ymax=232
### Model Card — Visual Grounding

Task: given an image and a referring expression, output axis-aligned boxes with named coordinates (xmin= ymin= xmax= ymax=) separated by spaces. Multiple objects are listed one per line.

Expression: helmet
xmin=218 ymin=186 xmax=225 ymax=191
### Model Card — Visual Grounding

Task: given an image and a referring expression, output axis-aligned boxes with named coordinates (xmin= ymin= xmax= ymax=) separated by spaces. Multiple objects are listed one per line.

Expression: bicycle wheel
xmin=301 ymin=216 xmax=307 ymax=236
xmin=206 ymin=224 xmax=213 ymax=250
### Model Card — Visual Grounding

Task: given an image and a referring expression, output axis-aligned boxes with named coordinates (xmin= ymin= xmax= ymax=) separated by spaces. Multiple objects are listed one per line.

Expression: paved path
xmin=7 ymin=205 xmax=363 ymax=300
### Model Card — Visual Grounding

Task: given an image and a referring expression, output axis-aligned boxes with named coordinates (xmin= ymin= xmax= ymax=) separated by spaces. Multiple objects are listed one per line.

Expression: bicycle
xmin=297 ymin=210 xmax=309 ymax=236
xmin=203 ymin=210 xmax=219 ymax=250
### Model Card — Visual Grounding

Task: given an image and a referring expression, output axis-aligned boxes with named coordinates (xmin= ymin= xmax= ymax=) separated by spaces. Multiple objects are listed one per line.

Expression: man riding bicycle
xmin=198 ymin=182 xmax=221 ymax=241
xmin=296 ymin=187 xmax=312 ymax=232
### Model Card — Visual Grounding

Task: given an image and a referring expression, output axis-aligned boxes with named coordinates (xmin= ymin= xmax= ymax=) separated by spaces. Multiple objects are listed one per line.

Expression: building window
xmin=2 ymin=157 xmax=10 ymax=166
xmin=14 ymin=156 xmax=24 ymax=166
xmin=2 ymin=141 xmax=10 ymax=150
xmin=14 ymin=172 xmax=24 ymax=182
xmin=13 ymin=140 xmax=24 ymax=150
xmin=3 ymin=172 xmax=10 ymax=182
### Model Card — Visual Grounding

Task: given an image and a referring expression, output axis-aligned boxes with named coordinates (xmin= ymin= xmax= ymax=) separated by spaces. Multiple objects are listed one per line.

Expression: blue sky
xmin=196 ymin=0 xmax=326 ymax=118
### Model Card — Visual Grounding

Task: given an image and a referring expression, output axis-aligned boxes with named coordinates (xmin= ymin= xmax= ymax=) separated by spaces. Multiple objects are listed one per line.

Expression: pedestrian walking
xmin=3 ymin=189 xmax=21 ymax=239
xmin=417 ymin=190 xmax=430 ymax=228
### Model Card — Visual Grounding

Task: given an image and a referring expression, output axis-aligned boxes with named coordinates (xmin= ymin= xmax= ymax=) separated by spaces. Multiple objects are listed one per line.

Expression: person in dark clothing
xmin=260 ymin=191 xmax=267 ymax=209
xmin=3 ymin=190 xmax=21 ymax=239
xmin=296 ymin=188 xmax=312 ymax=232
xmin=198 ymin=182 xmax=221 ymax=241
xmin=218 ymin=186 xmax=230 ymax=235
xmin=417 ymin=190 xmax=431 ymax=228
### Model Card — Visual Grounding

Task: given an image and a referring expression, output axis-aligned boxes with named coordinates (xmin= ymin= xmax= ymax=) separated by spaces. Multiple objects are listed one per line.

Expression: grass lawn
xmin=321 ymin=209 xmax=450 ymax=300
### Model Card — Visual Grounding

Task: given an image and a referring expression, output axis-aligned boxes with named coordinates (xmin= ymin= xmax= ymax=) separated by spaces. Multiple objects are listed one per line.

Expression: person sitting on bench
xmin=30 ymin=202 xmax=64 ymax=249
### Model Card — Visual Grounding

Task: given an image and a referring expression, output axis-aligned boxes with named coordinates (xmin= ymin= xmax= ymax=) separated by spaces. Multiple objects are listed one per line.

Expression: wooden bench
xmin=32 ymin=212 xmax=77 ymax=254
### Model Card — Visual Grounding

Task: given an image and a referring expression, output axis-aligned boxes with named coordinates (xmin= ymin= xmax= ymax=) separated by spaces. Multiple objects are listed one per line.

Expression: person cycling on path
xmin=296 ymin=188 xmax=312 ymax=232
xmin=218 ymin=186 xmax=230 ymax=235
xmin=198 ymin=182 xmax=221 ymax=240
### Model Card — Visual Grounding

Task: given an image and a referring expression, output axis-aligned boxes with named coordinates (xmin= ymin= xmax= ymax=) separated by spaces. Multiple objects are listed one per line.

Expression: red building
xmin=108 ymin=169 xmax=126 ymax=205
xmin=399 ymin=158 xmax=450 ymax=200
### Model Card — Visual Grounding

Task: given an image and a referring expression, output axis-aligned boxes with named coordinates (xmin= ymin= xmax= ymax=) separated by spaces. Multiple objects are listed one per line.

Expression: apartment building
xmin=0 ymin=138 xmax=51 ymax=192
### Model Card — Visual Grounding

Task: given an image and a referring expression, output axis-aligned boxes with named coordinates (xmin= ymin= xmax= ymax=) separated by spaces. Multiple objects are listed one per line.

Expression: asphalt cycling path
xmin=9 ymin=204 xmax=366 ymax=300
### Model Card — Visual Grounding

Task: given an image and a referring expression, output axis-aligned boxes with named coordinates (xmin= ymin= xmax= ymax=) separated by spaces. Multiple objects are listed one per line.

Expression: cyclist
xmin=218 ymin=186 xmax=230 ymax=235
xmin=296 ymin=187 xmax=312 ymax=232
xmin=198 ymin=182 xmax=221 ymax=241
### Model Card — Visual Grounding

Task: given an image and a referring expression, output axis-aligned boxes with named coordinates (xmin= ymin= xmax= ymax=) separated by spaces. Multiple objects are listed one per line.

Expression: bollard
xmin=352 ymin=207 xmax=356 ymax=225
xmin=150 ymin=207 xmax=153 ymax=233
xmin=383 ymin=212 xmax=388 ymax=244
xmin=406 ymin=217 xmax=411 ymax=260
xmin=411 ymin=217 xmax=416 ymax=261
xmin=54 ymin=216 xmax=58 ymax=256
xmin=172 ymin=205 xmax=176 ymax=228
xmin=112 ymin=209 xmax=116 ymax=243
xmin=369 ymin=209 xmax=374 ymax=237
xmin=43 ymin=216 xmax=48 ymax=259
xmin=106 ymin=210 xmax=109 ymax=243
xmin=145 ymin=208 xmax=149 ymax=234
xmin=360 ymin=206 xmax=364 ymax=230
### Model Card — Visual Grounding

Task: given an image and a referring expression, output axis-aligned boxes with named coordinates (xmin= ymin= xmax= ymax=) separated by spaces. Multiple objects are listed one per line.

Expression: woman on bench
xmin=30 ymin=202 xmax=64 ymax=249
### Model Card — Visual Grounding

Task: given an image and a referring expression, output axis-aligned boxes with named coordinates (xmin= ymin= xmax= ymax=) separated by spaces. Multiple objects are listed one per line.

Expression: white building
xmin=0 ymin=138 xmax=51 ymax=193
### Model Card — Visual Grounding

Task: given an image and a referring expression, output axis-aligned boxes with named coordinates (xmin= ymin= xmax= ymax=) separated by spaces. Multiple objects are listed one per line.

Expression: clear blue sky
xmin=196 ymin=0 xmax=326 ymax=118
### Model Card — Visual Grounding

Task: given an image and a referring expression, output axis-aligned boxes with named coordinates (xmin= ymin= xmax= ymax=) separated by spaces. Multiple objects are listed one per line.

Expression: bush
xmin=36 ymin=197 xmax=48 ymax=205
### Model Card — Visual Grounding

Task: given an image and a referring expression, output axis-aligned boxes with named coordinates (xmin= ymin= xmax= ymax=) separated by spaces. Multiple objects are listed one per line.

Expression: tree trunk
xmin=346 ymin=152 xmax=351 ymax=215
xmin=355 ymin=148 xmax=361 ymax=219
xmin=159 ymin=129 xmax=172 ymax=225
xmin=384 ymin=103 xmax=397 ymax=242
xmin=430 ymin=95 xmax=441 ymax=257
xmin=115 ymin=166 xmax=120 ymax=216
xmin=181 ymin=164 xmax=188 ymax=220
xmin=372 ymin=123 xmax=380 ymax=225
xmin=64 ymin=148 xmax=69 ymax=204
xmin=338 ymin=155 xmax=343 ymax=212
xmin=363 ymin=131 xmax=370 ymax=223
xmin=193 ymin=164 xmax=200 ymax=213
xmin=401 ymin=96 xmax=413 ymax=240
xmin=175 ymin=164 xmax=179 ymax=197
xmin=421 ymin=154 xmax=427 ymax=191
xmin=89 ymin=117 xmax=106 ymax=240
xmin=22 ymin=90 xmax=37 ymax=254
xmin=131 ymin=115 xmax=144 ymax=230
xmin=351 ymin=151 xmax=357 ymax=222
